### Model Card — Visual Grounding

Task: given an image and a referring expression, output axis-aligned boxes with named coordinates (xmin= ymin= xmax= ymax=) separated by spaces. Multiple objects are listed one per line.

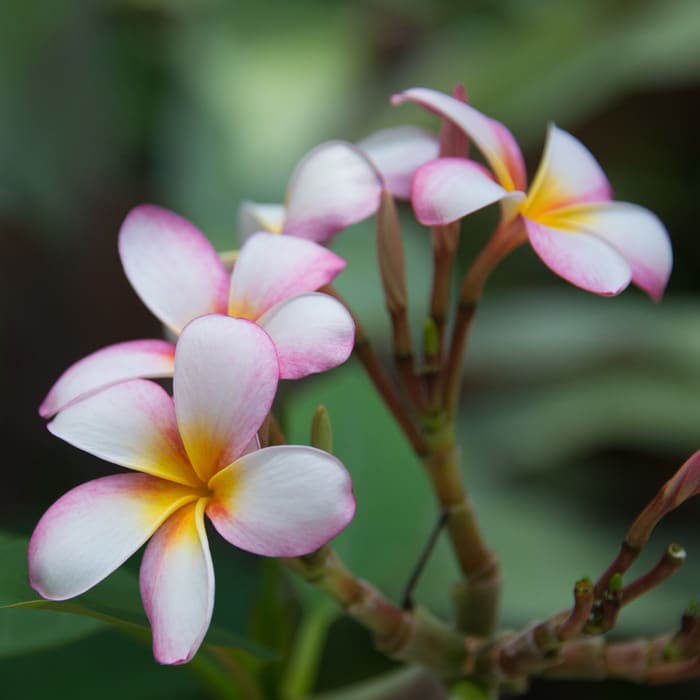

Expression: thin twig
xmin=401 ymin=511 xmax=449 ymax=610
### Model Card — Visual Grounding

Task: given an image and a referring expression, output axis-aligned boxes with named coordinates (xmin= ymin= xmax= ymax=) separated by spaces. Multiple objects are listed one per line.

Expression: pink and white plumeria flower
xmin=29 ymin=315 xmax=355 ymax=665
xmin=239 ymin=131 xmax=439 ymax=242
xmin=393 ymin=88 xmax=672 ymax=300
xmin=40 ymin=205 xmax=354 ymax=418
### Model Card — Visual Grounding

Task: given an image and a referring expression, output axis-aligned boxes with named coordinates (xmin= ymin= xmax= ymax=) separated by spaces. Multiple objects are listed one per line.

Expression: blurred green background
xmin=1 ymin=0 xmax=700 ymax=698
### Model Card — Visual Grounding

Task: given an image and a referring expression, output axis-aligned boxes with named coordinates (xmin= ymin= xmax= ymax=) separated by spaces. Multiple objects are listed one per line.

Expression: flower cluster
xmin=33 ymin=85 xmax=674 ymax=671
xmin=394 ymin=87 xmax=672 ymax=299
xmin=33 ymin=212 xmax=368 ymax=663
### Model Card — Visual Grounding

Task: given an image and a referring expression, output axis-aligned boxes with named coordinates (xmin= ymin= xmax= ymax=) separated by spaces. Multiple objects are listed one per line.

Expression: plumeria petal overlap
xmin=239 ymin=131 xmax=440 ymax=242
xmin=41 ymin=205 xmax=354 ymax=418
xmin=239 ymin=141 xmax=384 ymax=244
xmin=395 ymin=87 xmax=672 ymax=299
xmin=30 ymin=315 xmax=356 ymax=665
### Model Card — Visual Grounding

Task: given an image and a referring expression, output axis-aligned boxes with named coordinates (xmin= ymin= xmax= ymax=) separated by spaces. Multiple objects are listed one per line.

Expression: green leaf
xmin=0 ymin=534 xmax=268 ymax=659
xmin=0 ymin=608 xmax=103 ymax=658
xmin=280 ymin=598 xmax=337 ymax=700
xmin=311 ymin=667 xmax=446 ymax=700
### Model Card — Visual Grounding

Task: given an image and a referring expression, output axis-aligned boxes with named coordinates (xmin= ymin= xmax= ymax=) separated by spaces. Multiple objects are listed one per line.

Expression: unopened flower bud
xmin=439 ymin=84 xmax=469 ymax=158
xmin=311 ymin=404 xmax=333 ymax=454
xmin=376 ymin=189 xmax=408 ymax=314
xmin=423 ymin=317 xmax=439 ymax=360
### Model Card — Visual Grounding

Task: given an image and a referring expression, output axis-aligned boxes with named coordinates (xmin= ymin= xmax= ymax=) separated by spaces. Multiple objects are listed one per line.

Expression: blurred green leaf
xmin=0 ymin=534 xmax=268 ymax=658
xmin=0 ymin=607 xmax=103 ymax=658
xmin=280 ymin=597 xmax=337 ymax=700
xmin=311 ymin=667 xmax=446 ymax=700
xmin=391 ymin=0 xmax=700 ymax=141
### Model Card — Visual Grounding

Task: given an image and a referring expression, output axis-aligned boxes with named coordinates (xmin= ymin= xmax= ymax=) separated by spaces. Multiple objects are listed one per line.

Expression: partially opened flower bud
xmin=627 ymin=449 xmax=700 ymax=548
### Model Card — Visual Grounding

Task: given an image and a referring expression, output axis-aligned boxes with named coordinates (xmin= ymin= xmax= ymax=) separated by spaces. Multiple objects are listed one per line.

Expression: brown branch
xmin=284 ymin=546 xmax=468 ymax=676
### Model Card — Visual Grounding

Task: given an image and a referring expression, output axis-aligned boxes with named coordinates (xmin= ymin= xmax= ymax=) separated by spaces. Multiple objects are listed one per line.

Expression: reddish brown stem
xmin=593 ymin=540 xmax=640 ymax=598
xmin=621 ymin=544 xmax=686 ymax=607
xmin=323 ymin=285 xmax=428 ymax=456
xmin=442 ymin=217 xmax=526 ymax=415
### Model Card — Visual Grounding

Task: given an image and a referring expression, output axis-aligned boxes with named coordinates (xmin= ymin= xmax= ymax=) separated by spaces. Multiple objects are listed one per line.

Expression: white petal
xmin=29 ymin=474 xmax=199 ymax=600
xmin=40 ymin=340 xmax=175 ymax=418
xmin=207 ymin=446 xmax=355 ymax=557
xmin=283 ymin=141 xmax=383 ymax=243
xmin=525 ymin=124 xmax=612 ymax=215
xmin=412 ymin=158 xmax=510 ymax=225
xmin=119 ymin=205 xmax=229 ymax=334
xmin=174 ymin=316 xmax=279 ymax=483
xmin=140 ymin=499 xmax=214 ymax=665
xmin=228 ymin=232 xmax=346 ymax=320
xmin=48 ymin=380 xmax=199 ymax=487
xmin=358 ymin=126 xmax=440 ymax=200
xmin=258 ymin=293 xmax=354 ymax=379
xmin=553 ymin=202 xmax=673 ymax=301
xmin=524 ymin=217 xmax=632 ymax=296
xmin=392 ymin=87 xmax=527 ymax=192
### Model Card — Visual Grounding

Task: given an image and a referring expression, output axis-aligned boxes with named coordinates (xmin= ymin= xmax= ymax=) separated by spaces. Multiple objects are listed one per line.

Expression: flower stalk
xmin=443 ymin=216 xmax=527 ymax=415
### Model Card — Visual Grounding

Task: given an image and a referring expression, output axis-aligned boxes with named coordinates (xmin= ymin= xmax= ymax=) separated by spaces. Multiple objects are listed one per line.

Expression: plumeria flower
xmin=393 ymin=87 xmax=672 ymax=299
xmin=29 ymin=315 xmax=355 ymax=665
xmin=40 ymin=205 xmax=354 ymax=418
xmin=239 ymin=131 xmax=439 ymax=243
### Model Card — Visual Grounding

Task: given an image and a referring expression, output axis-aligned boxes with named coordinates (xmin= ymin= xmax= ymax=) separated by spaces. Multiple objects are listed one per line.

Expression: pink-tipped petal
xmin=282 ymin=141 xmax=383 ymax=243
xmin=524 ymin=217 xmax=632 ymax=296
xmin=48 ymin=380 xmax=199 ymax=487
xmin=357 ymin=126 xmax=440 ymax=200
xmin=40 ymin=340 xmax=176 ymax=419
xmin=174 ymin=316 xmax=278 ymax=483
xmin=525 ymin=125 xmax=612 ymax=215
xmin=549 ymin=202 xmax=673 ymax=301
xmin=119 ymin=205 xmax=229 ymax=334
xmin=207 ymin=446 xmax=355 ymax=557
xmin=412 ymin=158 xmax=510 ymax=226
xmin=258 ymin=292 xmax=354 ymax=379
xmin=29 ymin=474 xmax=199 ymax=601
xmin=140 ymin=499 xmax=213 ymax=665
xmin=392 ymin=87 xmax=527 ymax=192
xmin=238 ymin=201 xmax=286 ymax=241
xmin=228 ymin=233 xmax=346 ymax=320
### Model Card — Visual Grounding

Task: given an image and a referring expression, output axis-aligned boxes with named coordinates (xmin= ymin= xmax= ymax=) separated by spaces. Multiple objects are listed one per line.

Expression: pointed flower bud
xmin=311 ymin=404 xmax=333 ymax=454
xmin=627 ymin=449 xmax=700 ymax=548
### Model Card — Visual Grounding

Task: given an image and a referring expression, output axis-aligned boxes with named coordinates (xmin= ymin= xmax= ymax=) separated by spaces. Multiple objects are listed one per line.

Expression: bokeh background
xmin=1 ymin=0 xmax=700 ymax=698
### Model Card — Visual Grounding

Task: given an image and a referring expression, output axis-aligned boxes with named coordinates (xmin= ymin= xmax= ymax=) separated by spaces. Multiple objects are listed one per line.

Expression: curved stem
xmin=421 ymin=423 xmax=500 ymax=636
xmin=429 ymin=222 xmax=460 ymax=360
xmin=443 ymin=217 xmax=527 ymax=416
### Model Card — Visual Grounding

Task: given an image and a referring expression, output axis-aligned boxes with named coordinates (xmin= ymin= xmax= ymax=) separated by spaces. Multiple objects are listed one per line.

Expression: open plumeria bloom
xmin=393 ymin=88 xmax=672 ymax=299
xmin=40 ymin=205 xmax=354 ymax=418
xmin=239 ymin=131 xmax=439 ymax=243
xmin=29 ymin=315 xmax=355 ymax=665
